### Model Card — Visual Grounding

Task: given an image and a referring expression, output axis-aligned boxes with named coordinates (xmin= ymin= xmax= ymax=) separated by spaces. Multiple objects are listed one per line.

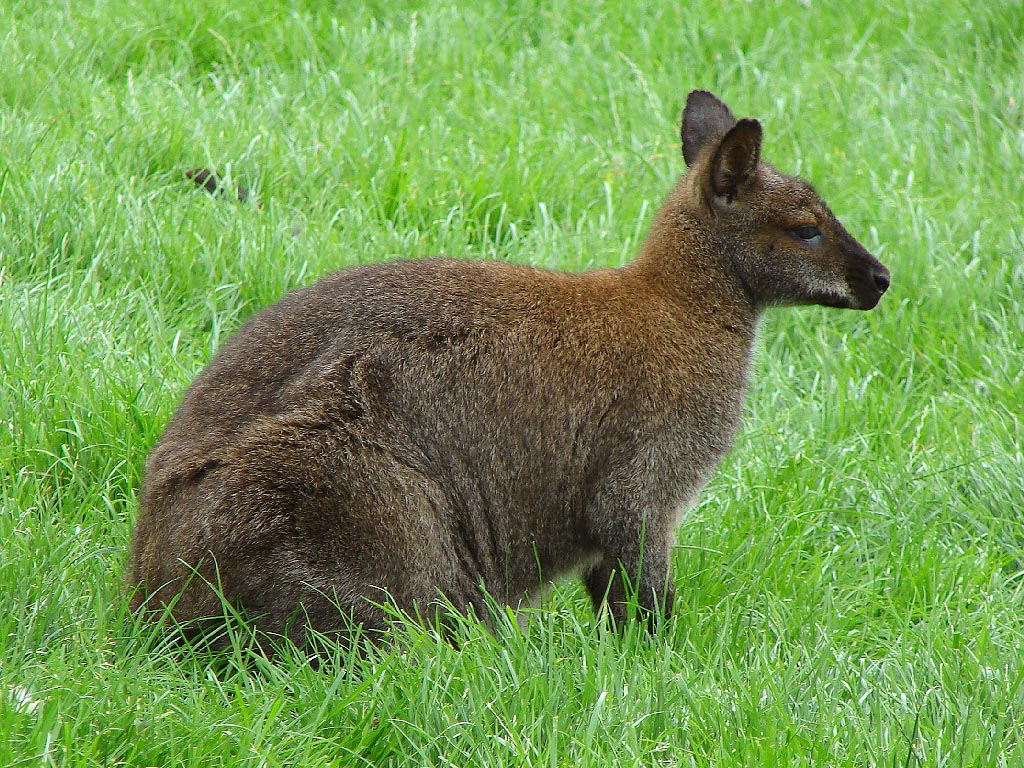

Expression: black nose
xmin=873 ymin=267 xmax=891 ymax=294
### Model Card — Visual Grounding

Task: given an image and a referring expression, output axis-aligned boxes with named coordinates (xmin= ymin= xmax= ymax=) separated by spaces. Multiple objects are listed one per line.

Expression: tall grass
xmin=1 ymin=0 xmax=1022 ymax=764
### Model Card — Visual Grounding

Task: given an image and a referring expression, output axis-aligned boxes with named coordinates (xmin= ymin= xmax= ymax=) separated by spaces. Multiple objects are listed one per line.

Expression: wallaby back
xmin=128 ymin=90 xmax=890 ymax=652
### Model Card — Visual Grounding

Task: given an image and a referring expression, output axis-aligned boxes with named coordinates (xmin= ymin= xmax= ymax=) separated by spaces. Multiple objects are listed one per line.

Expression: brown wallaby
xmin=129 ymin=91 xmax=890 ymax=652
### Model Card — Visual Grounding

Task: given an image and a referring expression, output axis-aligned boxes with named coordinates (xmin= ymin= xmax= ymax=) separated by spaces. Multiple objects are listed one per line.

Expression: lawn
xmin=1 ymin=0 xmax=1022 ymax=765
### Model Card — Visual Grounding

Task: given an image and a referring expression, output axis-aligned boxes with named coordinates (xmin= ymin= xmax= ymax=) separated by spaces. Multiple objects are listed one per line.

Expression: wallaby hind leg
xmin=218 ymin=559 xmax=396 ymax=655
xmin=137 ymin=417 xmax=487 ymax=650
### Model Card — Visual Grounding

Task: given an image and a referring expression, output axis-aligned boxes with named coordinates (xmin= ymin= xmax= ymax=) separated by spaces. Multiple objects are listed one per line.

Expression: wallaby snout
xmin=129 ymin=90 xmax=890 ymax=654
xmin=811 ymin=225 xmax=890 ymax=311
xmin=844 ymin=240 xmax=891 ymax=310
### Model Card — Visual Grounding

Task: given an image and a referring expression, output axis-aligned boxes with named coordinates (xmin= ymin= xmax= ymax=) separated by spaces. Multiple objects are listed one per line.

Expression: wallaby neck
xmin=628 ymin=207 xmax=761 ymax=339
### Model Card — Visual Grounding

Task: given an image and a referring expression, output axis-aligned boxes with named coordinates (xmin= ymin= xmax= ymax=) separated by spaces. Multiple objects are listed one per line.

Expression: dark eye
xmin=791 ymin=225 xmax=822 ymax=242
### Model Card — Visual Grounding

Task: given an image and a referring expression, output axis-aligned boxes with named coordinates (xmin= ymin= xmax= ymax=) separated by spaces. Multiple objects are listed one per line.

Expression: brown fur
xmin=184 ymin=167 xmax=252 ymax=204
xmin=129 ymin=91 xmax=890 ymax=651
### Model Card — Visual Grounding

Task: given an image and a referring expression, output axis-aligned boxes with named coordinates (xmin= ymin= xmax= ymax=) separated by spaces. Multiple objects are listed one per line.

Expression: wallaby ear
xmin=681 ymin=90 xmax=738 ymax=166
xmin=709 ymin=118 xmax=762 ymax=202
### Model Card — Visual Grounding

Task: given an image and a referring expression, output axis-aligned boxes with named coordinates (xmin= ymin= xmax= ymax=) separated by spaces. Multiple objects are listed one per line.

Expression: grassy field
xmin=1 ymin=0 xmax=1022 ymax=764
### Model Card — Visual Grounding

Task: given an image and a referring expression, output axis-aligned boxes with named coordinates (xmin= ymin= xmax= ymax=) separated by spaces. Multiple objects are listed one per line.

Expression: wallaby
xmin=129 ymin=91 xmax=890 ymax=652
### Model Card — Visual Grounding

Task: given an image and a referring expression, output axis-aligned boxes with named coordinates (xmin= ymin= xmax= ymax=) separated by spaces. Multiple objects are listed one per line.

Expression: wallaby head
xmin=676 ymin=90 xmax=890 ymax=311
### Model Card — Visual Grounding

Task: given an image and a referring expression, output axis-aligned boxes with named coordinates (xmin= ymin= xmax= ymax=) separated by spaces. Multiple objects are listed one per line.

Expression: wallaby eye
xmin=791 ymin=225 xmax=822 ymax=243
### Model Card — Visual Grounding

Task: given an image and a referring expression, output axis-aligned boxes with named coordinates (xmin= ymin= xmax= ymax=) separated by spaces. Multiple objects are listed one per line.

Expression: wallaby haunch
xmin=129 ymin=91 xmax=890 ymax=651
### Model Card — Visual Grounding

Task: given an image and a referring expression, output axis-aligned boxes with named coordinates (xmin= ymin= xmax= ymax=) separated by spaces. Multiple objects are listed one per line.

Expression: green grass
xmin=1 ymin=0 xmax=1022 ymax=764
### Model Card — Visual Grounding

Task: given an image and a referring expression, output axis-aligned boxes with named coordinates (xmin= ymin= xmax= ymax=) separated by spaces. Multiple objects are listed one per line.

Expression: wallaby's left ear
xmin=682 ymin=90 xmax=737 ymax=166
xmin=709 ymin=118 xmax=762 ymax=202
